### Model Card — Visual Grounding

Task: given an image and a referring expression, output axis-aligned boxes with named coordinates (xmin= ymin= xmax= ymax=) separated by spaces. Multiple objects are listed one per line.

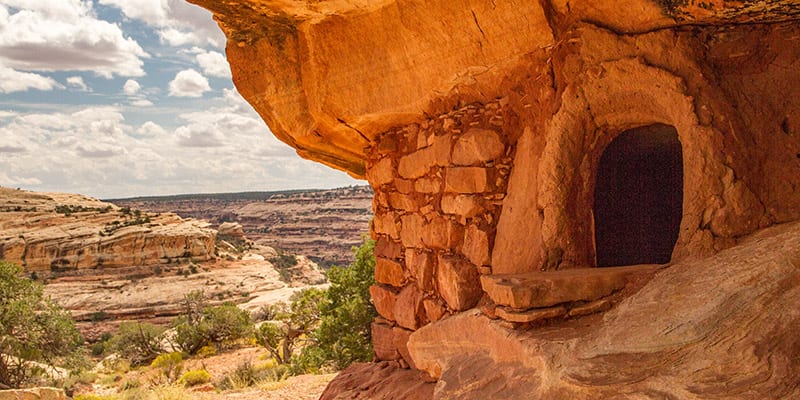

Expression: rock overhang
xmin=188 ymin=0 xmax=800 ymax=177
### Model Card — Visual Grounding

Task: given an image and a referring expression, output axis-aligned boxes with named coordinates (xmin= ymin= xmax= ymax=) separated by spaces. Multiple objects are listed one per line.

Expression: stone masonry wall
xmin=365 ymin=100 xmax=515 ymax=367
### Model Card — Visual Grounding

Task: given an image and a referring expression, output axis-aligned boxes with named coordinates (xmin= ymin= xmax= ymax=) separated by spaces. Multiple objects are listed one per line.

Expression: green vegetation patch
xmin=0 ymin=261 xmax=85 ymax=388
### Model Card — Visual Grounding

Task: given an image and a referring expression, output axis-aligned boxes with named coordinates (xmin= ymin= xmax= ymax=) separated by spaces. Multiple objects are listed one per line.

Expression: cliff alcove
xmin=188 ymin=0 xmax=800 ymax=398
xmin=593 ymin=124 xmax=683 ymax=267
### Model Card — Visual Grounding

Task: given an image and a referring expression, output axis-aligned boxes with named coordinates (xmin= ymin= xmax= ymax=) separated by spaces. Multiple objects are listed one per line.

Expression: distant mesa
xmin=0 ymin=186 xmax=215 ymax=272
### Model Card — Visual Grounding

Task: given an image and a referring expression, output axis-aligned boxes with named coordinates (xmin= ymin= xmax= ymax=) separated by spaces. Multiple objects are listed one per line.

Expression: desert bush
xmin=119 ymin=378 xmax=141 ymax=391
xmin=106 ymin=321 xmax=165 ymax=366
xmin=0 ymin=261 xmax=85 ymax=388
xmin=150 ymin=352 xmax=183 ymax=382
xmin=195 ymin=345 xmax=216 ymax=358
xmin=296 ymin=237 xmax=376 ymax=372
xmin=97 ymin=356 xmax=130 ymax=374
xmin=177 ymin=369 xmax=211 ymax=387
xmin=255 ymin=288 xmax=324 ymax=365
xmin=63 ymin=370 xmax=98 ymax=391
xmin=269 ymin=250 xmax=298 ymax=283
xmin=171 ymin=302 xmax=254 ymax=354
xmin=216 ymin=361 xmax=282 ymax=390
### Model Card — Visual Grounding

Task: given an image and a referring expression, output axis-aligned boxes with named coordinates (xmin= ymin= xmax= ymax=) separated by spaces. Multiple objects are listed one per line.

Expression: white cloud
xmin=0 ymin=92 xmax=360 ymax=198
xmin=196 ymin=50 xmax=231 ymax=79
xmin=66 ymin=76 xmax=89 ymax=91
xmin=0 ymin=66 xmax=62 ymax=93
xmin=123 ymin=79 xmax=141 ymax=95
xmin=176 ymin=124 xmax=223 ymax=147
xmin=98 ymin=0 xmax=225 ymax=48
xmin=168 ymin=69 xmax=210 ymax=97
xmin=137 ymin=121 xmax=166 ymax=137
xmin=0 ymin=171 xmax=41 ymax=187
xmin=0 ymin=137 xmax=26 ymax=153
xmin=130 ymin=99 xmax=154 ymax=107
xmin=0 ymin=1 xmax=149 ymax=78
xmin=75 ymin=143 xmax=125 ymax=158
xmin=159 ymin=28 xmax=198 ymax=47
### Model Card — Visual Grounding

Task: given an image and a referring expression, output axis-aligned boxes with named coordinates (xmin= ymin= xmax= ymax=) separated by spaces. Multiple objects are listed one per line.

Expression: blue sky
xmin=0 ymin=0 xmax=360 ymax=199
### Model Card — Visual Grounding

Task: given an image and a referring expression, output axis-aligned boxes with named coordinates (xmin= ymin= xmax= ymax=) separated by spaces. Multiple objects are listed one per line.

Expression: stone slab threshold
xmin=480 ymin=264 xmax=661 ymax=311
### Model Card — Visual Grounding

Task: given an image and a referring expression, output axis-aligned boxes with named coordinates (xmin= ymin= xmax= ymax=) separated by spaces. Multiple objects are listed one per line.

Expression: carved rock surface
xmin=406 ymin=221 xmax=800 ymax=399
xmin=0 ymin=187 xmax=215 ymax=272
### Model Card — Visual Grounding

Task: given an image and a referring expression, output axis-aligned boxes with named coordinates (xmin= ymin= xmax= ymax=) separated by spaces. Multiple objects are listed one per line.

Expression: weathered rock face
xmin=407 ymin=221 xmax=800 ymax=399
xmin=0 ymin=187 xmax=216 ymax=272
xmin=0 ymin=387 xmax=67 ymax=400
xmin=217 ymin=221 xmax=245 ymax=239
xmin=188 ymin=0 xmax=800 ymax=398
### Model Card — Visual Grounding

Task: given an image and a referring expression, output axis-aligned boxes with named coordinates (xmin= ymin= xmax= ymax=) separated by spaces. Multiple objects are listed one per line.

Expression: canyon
xmin=112 ymin=186 xmax=373 ymax=267
xmin=0 ymin=187 xmax=328 ymax=341
xmin=188 ymin=0 xmax=800 ymax=398
xmin=0 ymin=187 xmax=215 ymax=272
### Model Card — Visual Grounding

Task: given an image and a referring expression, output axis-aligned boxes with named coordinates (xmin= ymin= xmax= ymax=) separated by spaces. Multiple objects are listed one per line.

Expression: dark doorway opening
xmin=594 ymin=124 xmax=683 ymax=267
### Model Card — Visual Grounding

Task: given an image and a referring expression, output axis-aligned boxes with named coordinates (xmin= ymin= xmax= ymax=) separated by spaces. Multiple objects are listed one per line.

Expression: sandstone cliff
xmin=0 ymin=187 xmax=216 ymax=272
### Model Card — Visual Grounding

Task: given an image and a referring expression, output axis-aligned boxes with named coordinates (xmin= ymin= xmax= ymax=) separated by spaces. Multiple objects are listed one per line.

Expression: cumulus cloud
xmin=0 ymin=66 xmax=63 ymax=93
xmin=0 ymin=171 xmax=41 ymax=187
xmin=0 ymin=91 xmax=359 ymax=198
xmin=75 ymin=143 xmax=125 ymax=158
xmin=66 ymin=76 xmax=89 ymax=91
xmin=176 ymin=124 xmax=223 ymax=147
xmin=123 ymin=79 xmax=141 ymax=95
xmin=136 ymin=121 xmax=167 ymax=137
xmin=98 ymin=0 xmax=225 ymax=48
xmin=130 ymin=99 xmax=154 ymax=107
xmin=0 ymin=0 xmax=149 ymax=78
xmin=168 ymin=69 xmax=210 ymax=97
xmin=195 ymin=49 xmax=231 ymax=79
xmin=0 ymin=141 xmax=26 ymax=153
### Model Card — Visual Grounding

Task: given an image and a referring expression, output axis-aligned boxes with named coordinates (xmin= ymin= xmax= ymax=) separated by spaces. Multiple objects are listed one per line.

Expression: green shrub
xmin=64 ymin=370 xmax=98 ymax=388
xmin=256 ymin=288 xmax=324 ymax=365
xmin=177 ymin=369 xmax=212 ymax=387
xmin=216 ymin=361 xmax=263 ymax=390
xmin=171 ymin=302 xmax=253 ymax=354
xmin=195 ymin=345 xmax=217 ymax=358
xmin=269 ymin=250 xmax=297 ymax=283
xmin=0 ymin=261 xmax=85 ymax=388
xmin=98 ymin=356 xmax=130 ymax=374
xmin=150 ymin=352 xmax=183 ymax=382
xmin=90 ymin=341 xmax=106 ymax=356
xmin=119 ymin=378 xmax=141 ymax=391
xmin=296 ymin=237 xmax=376 ymax=372
xmin=172 ymin=317 xmax=206 ymax=355
xmin=106 ymin=321 xmax=165 ymax=366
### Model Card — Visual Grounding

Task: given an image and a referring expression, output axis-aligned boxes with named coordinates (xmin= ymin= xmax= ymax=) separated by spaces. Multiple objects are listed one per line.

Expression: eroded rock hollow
xmin=189 ymin=0 xmax=800 ymax=398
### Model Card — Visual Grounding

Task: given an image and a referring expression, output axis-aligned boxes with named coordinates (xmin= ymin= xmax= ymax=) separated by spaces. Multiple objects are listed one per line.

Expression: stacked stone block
xmin=365 ymin=100 xmax=515 ymax=367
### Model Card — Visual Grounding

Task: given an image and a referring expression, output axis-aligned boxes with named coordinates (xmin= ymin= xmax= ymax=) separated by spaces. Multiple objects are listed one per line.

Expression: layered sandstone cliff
xmin=112 ymin=186 xmax=373 ymax=267
xmin=0 ymin=187 xmax=216 ymax=272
